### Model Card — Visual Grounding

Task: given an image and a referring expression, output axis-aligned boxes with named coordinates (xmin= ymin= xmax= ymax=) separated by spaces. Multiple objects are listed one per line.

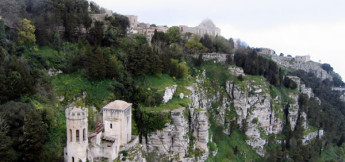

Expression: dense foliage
xmin=0 ymin=0 xmax=344 ymax=161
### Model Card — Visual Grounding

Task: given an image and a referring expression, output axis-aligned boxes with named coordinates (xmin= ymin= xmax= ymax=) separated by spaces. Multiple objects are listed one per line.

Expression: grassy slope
xmin=52 ymin=73 xmax=115 ymax=108
xmin=138 ymin=74 xmax=193 ymax=112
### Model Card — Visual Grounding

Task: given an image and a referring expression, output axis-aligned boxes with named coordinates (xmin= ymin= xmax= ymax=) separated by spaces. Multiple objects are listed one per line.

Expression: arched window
xmin=70 ymin=129 xmax=72 ymax=142
xmin=76 ymin=129 xmax=79 ymax=142
xmin=72 ymin=157 xmax=74 ymax=162
xmin=83 ymin=128 xmax=86 ymax=141
xmin=110 ymin=123 xmax=112 ymax=129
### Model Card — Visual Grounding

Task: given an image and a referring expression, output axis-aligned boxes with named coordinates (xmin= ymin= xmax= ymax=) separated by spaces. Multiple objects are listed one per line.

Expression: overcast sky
xmin=93 ymin=0 xmax=345 ymax=80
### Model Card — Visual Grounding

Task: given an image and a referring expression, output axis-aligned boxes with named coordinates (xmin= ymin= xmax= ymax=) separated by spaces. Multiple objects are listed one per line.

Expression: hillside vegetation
xmin=0 ymin=0 xmax=345 ymax=161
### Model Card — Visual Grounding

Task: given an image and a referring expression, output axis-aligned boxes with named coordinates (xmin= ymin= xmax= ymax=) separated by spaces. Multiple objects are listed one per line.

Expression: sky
xmin=93 ymin=0 xmax=345 ymax=80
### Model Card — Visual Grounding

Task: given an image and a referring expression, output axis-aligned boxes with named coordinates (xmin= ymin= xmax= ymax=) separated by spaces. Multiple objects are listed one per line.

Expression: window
xmin=110 ymin=123 xmax=112 ymax=129
xmin=76 ymin=129 xmax=79 ymax=142
xmin=70 ymin=129 xmax=72 ymax=142
xmin=83 ymin=128 xmax=86 ymax=141
xmin=72 ymin=157 xmax=74 ymax=162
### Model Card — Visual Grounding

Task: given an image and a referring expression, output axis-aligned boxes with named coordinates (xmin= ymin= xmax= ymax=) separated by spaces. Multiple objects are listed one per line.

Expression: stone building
xmin=64 ymin=100 xmax=137 ymax=162
xmin=295 ymin=55 xmax=310 ymax=62
xmin=256 ymin=48 xmax=276 ymax=55
xmin=125 ymin=15 xmax=169 ymax=43
xmin=179 ymin=19 xmax=221 ymax=37
xmin=125 ymin=15 xmax=138 ymax=29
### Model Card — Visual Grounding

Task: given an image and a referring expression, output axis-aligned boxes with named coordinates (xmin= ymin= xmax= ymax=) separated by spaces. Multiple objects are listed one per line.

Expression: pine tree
xmin=94 ymin=46 xmax=106 ymax=79
xmin=0 ymin=19 xmax=6 ymax=48
xmin=0 ymin=132 xmax=16 ymax=162
xmin=20 ymin=110 xmax=47 ymax=161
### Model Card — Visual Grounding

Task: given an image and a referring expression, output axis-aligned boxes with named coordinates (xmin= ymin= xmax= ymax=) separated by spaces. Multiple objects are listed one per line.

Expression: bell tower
xmin=65 ymin=107 xmax=88 ymax=162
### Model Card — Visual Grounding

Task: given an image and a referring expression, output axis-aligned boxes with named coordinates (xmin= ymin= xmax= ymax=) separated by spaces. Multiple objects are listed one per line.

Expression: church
xmin=64 ymin=100 xmax=136 ymax=162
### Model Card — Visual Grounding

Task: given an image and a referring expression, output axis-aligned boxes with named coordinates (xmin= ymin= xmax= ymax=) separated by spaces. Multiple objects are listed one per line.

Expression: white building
xmin=64 ymin=100 xmax=136 ymax=162
xmin=179 ymin=19 xmax=221 ymax=37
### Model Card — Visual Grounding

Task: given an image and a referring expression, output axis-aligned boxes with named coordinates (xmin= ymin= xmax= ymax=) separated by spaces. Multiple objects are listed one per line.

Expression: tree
xmin=214 ymin=35 xmax=232 ymax=53
xmin=20 ymin=110 xmax=47 ymax=161
xmin=0 ymin=19 xmax=6 ymax=48
xmin=107 ymin=13 xmax=129 ymax=36
xmin=85 ymin=46 xmax=106 ymax=79
xmin=283 ymin=77 xmax=298 ymax=89
xmin=0 ymin=101 xmax=32 ymax=153
xmin=0 ymin=132 xmax=16 ymax=162
xmin=103 ymin=25 xmax=117 ymax=46
xmin=200 ymin=34 xmax=213 ymax=52
xmin=89 ymin=1 xmax=100 ymax=14
xmin=52 ymin=31 xmax=62 ymax=52
xmin=185 ymin=40 xmax=207 ymax=54
xmin=105 ymin=54 xmax=121 ymax=79
xmin=17 ymin=18 xmax=36 ymax=46
xmin=166 ymin=26 xmax=181 ymax=44
xmin=0 ymin=114 xmax=16 ymax=162
xmin=89 ymin=21 xmax=104 ymax=45
xmin=6 ymin=56 xmax=34 ymax=100
xmin=127 ymin=44 xmax=150 ymax=76
xmin=322 ymin=63 xmax=333 ymax=73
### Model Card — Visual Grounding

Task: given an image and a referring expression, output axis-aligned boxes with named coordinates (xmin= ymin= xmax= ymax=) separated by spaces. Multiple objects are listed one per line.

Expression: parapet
xmin=65 ymin=107 xmax=88 ymax=120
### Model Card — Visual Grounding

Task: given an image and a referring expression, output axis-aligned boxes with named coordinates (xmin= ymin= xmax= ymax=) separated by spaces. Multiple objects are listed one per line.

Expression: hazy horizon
xmin=93 ymin=0 xmax=345 ymax=80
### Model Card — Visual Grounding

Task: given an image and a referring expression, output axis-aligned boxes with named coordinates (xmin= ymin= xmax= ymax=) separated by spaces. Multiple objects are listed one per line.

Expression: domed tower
xmin=65 ymin=107 xmax=88 ymax=162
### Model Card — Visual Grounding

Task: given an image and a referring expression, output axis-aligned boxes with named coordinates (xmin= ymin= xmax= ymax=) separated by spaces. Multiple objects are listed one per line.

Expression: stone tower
xmin=103 ymin=100 xmax=132 ymax=146
xmin=65 ymin=107 xmax=88 ymax=162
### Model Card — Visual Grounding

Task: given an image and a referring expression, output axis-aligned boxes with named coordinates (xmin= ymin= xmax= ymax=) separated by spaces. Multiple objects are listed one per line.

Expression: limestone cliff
xmin=142 ymin=65 xmax=324 ymax=161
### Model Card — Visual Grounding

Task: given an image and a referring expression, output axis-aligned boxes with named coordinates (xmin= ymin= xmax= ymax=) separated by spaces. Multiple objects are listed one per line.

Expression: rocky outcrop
xmin=272 ymin=55 xmax=332 ymax=80
xmin=162 ymin=85 xmax=177 ymax=103
xmin=143 ymin=107 xmax=189 ymax=160
xmin=288 ymin=93 xmax=300 ymax=131
xmin=225 ymin=77 xmax=284 ymax=155
xmin=190 ymin=109 xmax=209 ymax=150
xmin=228 ymin=66 xmax=245 ymax=76
xmin=144 ymin=68 xmax=323 ymax=160
xmin=303 ymin=130 xmax=324 ymax=145
xmin=300 ymin=84 xmax=314 ymax=98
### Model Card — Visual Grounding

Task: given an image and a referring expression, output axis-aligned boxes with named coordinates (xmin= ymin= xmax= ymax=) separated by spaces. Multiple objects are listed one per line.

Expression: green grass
xmin=136 ymin=74 xmax=176 ymax=90
xmin=137 ymin=73 xmax=194 ymax=112
xmin=206 ymin=123 xmax=261 ymax=162
xmin=52 ymin=73 xmax=115 ymax=107
xmin=303 ymin=124 xmax=319 ymax=136
xmin=142 ymin=96 xmax=190 ymax=112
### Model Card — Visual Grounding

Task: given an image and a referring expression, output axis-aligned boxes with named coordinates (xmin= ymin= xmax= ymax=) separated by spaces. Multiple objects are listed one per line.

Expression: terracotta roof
xmin=103 ymin=100 xmax=132 ymax=110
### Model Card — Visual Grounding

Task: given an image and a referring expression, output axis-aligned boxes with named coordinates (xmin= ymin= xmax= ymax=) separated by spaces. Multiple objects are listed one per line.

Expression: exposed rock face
xmin=190 ymin=109 xmax=210 ymax=161
xmin=303 ymin=130 xmax=324 ymax=145
xmin=272 ymin=55 xmax=332 ymax=80
xmin=225 ymin=78 xmax=283 ymax=155
xmin=144 ymin=67 xmax=324 ymax=160
xmin=162 ymin=85 xmax=177 ymax=103
xmin=143 ymin=107 xmax=189 ymax=160
xmin=288 ymin=93 xmax=300 ymax=131
xmin=47 ymin=68 xmax=62 ymax=76
xmin=228 ymin=66 xmax=245 ymax=76
xmin=300 ymin=84 xmax=314 ymax=98
xmin=340 ymin=94 xmax=345 ymax=102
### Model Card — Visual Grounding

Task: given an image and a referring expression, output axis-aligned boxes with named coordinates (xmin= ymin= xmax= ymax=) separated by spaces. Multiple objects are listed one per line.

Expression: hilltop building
xmin=64 ymin=100 xmax=137 ymax=162
xmin=125 ymin=15 xmax=168 ymax=43
xmin=179 ymin=19 xmax=221 ymax=37
xmin=125 ymin=16 xmax=221 ymax=43
xmin=295 ymin=55 xmax=310 ymax=62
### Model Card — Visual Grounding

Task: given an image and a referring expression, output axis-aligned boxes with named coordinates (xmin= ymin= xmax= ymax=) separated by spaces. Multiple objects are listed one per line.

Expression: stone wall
xmin=272 ymin=55 xmax=332 ymax=80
